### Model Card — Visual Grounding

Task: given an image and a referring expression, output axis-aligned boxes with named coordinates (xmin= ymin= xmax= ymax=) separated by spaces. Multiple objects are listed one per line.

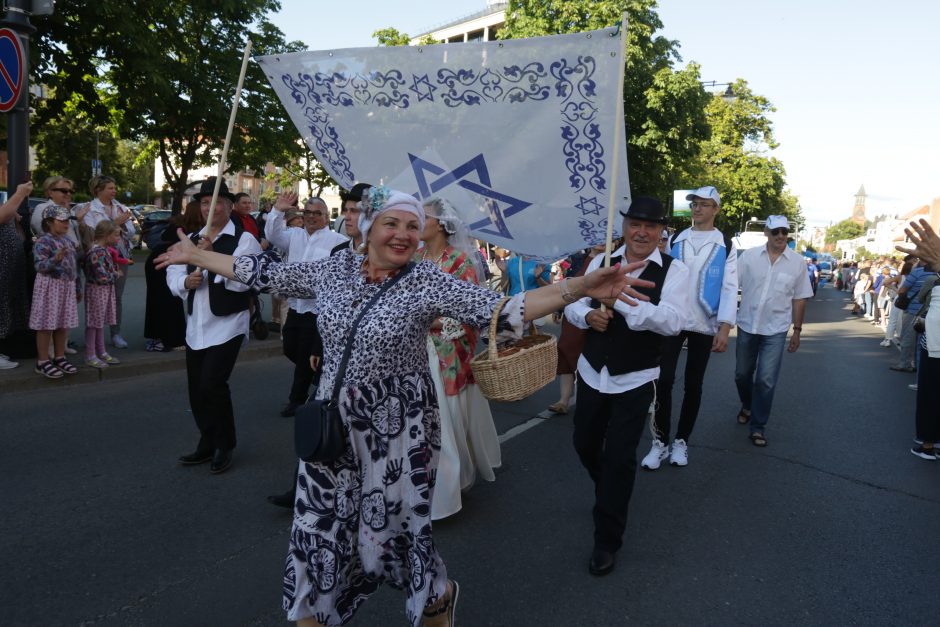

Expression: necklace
xmin=419 ymin=245 xmax=448 ymax=268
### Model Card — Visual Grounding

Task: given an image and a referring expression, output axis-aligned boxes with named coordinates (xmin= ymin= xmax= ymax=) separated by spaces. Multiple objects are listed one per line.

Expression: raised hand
xmin=154 ymin=228 xmax=198 ymax=269
xmin=275 ymin=191 xmax=299 ymax=211
xmin=582 ymin=261 xmax=654 ymax=306
xmin=898 ymin=218 xmax=940 ymax=268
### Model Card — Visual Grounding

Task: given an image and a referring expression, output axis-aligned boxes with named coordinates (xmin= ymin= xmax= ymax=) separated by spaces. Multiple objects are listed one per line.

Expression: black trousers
xmin=573 ymin=378 xmax=654 ymax=553
xmin=282 ymin=309 xmax=321 ymax=404
xmin=185 ymin=334 xmax=243 ymax=452
xmin=915 ymin=346 xmax=940 ymax=443
xmin=654 ymin=331 xmax=714 ymax=443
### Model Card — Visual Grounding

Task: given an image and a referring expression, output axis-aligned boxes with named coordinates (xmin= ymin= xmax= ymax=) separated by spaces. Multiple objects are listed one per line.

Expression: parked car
xmin=139 ymin=208 xmax=173 ymax=250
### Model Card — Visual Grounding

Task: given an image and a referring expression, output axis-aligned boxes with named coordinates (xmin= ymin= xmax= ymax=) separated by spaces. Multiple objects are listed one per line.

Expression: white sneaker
xmin=111 ymin=334 xmax=128 ymax=349
xmin=0 ymin=355 xmax=19 ymax=369
xmin=879 ymin=339 xmax=891 ymax=347
xmin=641 ymin=440 xmax=669 ymax=470
xmin=669 ymin=439 xmax=689 ymax=467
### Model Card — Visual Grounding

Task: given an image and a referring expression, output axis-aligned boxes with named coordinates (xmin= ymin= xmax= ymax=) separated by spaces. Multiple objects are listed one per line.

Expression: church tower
xmin=851 ymin=185 xmax=867 ymax=225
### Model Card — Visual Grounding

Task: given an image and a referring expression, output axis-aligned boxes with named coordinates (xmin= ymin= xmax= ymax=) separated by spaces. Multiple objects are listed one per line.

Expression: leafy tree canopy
xmin=32 ymin=0 xmax=307 ymax=209
xmin=826 ymin=218 xmax=866 ymax=245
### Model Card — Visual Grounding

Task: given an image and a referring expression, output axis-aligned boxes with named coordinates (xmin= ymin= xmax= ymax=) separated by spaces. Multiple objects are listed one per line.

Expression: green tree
xmin=373 ymin=27 xmax=413 ymax=47
xmin=697 ymin=80 xmax=798 ymax=233
xmin=825 ymin=218 xmax=865 ymax=245
xmin=498 ymin=0 xmax=710 ymax=202
xmin=33 ymin=1 xmax=305 ymax=210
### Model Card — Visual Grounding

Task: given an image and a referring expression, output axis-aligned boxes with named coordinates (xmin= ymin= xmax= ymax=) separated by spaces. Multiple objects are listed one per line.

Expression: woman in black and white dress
xmin=157 ymin=186 xmax=650 ymax=627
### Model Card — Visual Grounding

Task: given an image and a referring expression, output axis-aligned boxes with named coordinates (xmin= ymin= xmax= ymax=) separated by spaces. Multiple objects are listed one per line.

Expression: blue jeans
xmin=734 ymin=329 xmax=787 ymax=433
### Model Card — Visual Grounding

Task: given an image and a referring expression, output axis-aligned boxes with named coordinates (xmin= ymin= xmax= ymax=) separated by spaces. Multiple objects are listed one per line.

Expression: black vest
xmin=581 ymin=254 xmax=674 ymax=376
xmin=186 ymin=229 xmax=251 ymax=317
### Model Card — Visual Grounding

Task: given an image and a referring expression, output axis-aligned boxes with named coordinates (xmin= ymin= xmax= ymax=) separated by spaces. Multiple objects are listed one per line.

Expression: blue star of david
xmin=409 ymin=74 xmax=436 ymax=102
xmin=409 ymin=153 xmax=531 ymax=240
xmin=576 ymin=196 xmax=602 ymax=216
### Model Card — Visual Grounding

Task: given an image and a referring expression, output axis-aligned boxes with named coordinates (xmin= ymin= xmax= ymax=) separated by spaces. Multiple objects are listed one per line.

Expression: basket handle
xmin=487 ymin=296 xmax=510 ymax=360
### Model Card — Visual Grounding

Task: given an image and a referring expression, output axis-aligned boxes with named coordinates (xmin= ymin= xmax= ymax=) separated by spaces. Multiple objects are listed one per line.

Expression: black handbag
xmin=895 ymin=293 xmax=911 ymax=311
xmin=294 ymin=263 xmax=415 ymax=463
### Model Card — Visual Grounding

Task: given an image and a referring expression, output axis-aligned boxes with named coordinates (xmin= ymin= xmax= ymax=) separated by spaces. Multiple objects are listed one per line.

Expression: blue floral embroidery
xmin=277 ymin=53 xmax=606 ymax=215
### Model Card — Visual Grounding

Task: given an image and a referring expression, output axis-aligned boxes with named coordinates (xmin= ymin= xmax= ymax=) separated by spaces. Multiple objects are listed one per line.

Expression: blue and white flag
xmin=256 ymin=26 xmax=629 ymax=260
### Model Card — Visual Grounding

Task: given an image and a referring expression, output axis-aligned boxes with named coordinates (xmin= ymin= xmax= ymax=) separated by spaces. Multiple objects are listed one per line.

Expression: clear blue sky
xmin=270 ymin=0 xmax=940 ymax=226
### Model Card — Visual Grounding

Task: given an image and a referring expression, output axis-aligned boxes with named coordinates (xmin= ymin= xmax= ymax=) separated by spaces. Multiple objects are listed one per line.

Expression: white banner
xmin=256 ymin=26 xmax=630 ymax=260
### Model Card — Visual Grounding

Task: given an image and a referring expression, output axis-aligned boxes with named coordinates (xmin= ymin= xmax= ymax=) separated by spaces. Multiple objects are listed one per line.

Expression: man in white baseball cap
xmin=642 ymin=185 xmax=737 ymax=470
xmin=733 ymin=214 xmax=812 ymax=447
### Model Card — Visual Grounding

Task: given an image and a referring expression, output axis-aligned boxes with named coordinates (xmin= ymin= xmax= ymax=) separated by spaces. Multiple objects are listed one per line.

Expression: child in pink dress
xmin=30 ymin=205 xmax=81 ymax=379
xmin=83 ymin=221 xmax=122 ymax=368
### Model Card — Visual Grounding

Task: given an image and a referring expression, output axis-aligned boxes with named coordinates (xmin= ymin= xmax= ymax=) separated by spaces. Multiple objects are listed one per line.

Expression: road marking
xmin=498 ymin=396 xmax=577 ymax=444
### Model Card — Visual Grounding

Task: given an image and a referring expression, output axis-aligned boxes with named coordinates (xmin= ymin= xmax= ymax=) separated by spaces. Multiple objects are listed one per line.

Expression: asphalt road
xmin=1 ymin=283 xmax=937 ymax=626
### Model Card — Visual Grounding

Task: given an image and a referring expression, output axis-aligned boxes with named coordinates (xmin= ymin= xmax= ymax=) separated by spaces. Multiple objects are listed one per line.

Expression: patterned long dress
xmin=233 ymin=248 xmax=524 ymax=626
xmin=419 ymin=246 xmax=501 ymax=520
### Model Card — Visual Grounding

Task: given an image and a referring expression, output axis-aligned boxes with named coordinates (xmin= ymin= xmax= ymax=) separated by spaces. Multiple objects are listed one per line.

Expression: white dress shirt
xmin=265 ymin=209 xmax=348 ymax=314
xmin=565 ymin=245 xmax=690 ymax=393
xmin=737 ymin=244 xmax=813 ymax=336
xmin=167 ymin=221 xmax=262 ymax=350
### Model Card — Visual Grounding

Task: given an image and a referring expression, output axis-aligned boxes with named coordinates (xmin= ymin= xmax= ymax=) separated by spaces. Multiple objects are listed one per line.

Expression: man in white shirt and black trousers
xmin=642 ymin=185 xmax=738 ymax=469
xmin=265 ymin=192 xmax=348 ymax=417
xmin=168 ymin=178 xmax=262 ymax=474
xmin=564 ymin=196 xmax=690 ymax=576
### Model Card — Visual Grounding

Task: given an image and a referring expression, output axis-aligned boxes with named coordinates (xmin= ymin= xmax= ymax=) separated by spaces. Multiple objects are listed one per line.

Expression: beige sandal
xmin=423 ymin=579 xmax=459 ymax=626
xmin=547 ymin=402 xmax=569 ymax=415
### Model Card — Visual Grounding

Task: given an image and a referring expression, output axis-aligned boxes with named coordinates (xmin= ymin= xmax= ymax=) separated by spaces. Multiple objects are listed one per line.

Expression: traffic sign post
xmin=1 ymin=0 xmax=34 ymax=205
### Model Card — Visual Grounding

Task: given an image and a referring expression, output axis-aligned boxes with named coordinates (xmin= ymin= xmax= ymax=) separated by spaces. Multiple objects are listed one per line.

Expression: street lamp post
xmin=700 ymin=80 xmax=736 ymax=103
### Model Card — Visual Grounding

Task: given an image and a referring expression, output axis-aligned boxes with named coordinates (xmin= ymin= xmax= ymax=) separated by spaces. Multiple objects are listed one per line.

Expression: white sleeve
xmin=717 ymin=242 xmax=738 ymax=327
xmin=614 ymin=259 xmax=690 ymax=336
xmin=167 ymin=263 xmax=190 ymax=299
xmin=264 ymin=209 xmax=291 ymax=252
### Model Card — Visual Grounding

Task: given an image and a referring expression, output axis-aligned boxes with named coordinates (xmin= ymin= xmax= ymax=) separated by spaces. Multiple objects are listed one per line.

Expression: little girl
xmin=83 ymin=221 xmax=122 ymax=368
xmin=30 ymin=205 xmax=82 ymax=379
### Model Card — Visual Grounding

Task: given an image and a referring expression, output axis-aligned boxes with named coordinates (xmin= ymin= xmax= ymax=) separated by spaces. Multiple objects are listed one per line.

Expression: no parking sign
xmin=0 ymin=28 xmax=24 ymax=113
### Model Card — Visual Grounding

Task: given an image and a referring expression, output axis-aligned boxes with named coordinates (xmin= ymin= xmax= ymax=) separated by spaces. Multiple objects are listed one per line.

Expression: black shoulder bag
xmin=294 ymin=262 xmax=415 ymax=463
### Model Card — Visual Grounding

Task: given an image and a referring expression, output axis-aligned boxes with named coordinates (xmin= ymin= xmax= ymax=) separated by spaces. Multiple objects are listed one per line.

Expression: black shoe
xmin=588 ymin=549 xmax=616 ymax=576
xmin=889 ymin=365 xmax=916 ymax=372
xmin=209 ymin=448 xmax=233 ymax=474
xmin=267 ymin=321 xmax=282 ymax=332
xmin=280 ymin=402 xmax=301 ymax=417
xmin=178 ymin=449 xmax=213 ymax=465
xmin=266 ymin=489 xmax=295 ymax=509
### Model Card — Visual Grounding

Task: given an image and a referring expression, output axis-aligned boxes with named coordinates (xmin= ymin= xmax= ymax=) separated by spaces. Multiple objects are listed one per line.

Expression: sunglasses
xmin=51 ymin=188 xmax=73 ymax=194
xmin=769 ymin=228 xmax=789 ymax=236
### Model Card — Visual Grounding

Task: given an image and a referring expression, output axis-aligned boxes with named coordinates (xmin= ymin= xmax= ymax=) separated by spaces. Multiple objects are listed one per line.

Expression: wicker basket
xmin=471 ymin=297 xmax=558 ymax=402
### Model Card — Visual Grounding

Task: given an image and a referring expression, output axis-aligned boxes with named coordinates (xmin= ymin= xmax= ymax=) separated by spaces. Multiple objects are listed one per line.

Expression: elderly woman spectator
xmin=82 ymin=175 xmax=136 ymax=349
xmin=30 ymin=177 xmax=89 ymax=246
xmin=0 ymin=182 xmax=35 ymax=369
xmin=156 ymin=185 xmax=647 ymax=627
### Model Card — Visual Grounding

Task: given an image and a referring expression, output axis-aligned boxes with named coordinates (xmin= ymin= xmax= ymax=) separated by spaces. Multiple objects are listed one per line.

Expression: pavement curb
xmin=0 ymin=339 xmax=283 ymax=395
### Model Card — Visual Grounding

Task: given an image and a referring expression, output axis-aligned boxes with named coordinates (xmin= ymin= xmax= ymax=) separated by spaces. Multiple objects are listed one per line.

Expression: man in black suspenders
xmin=563 ymin=197 xmax=690 ymax=575
xmin=168 ymin=178 xmax=262 ymax=474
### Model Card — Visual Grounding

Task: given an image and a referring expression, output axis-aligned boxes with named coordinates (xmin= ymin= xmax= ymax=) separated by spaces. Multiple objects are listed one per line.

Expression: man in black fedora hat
xmin=563 ymin=196 xmax=690 ymax=575
xmin=167 ymin=177 xmax=262 ymax=474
